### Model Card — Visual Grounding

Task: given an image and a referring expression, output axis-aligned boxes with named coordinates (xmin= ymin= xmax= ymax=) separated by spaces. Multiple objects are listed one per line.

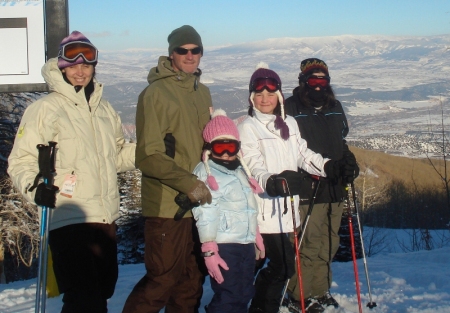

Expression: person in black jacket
xmin=284 ymin=58 xmax=359 ymax=313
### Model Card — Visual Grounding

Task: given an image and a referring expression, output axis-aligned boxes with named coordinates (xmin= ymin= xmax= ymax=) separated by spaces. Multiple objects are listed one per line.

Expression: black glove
xmin=174 ymin=193 xmax=200 ymax=221
xmin=324 ymin=152 xmax=360 ymax=184
xmin=324 ymin=160 xmax=341 ymax=184
xmin=265 ymin=170 xmax=303 ymax=197
xmin=341 ymin=150 xmax=359 ymax=183
xmin=34 ymin=183 xmax=59 ymax=208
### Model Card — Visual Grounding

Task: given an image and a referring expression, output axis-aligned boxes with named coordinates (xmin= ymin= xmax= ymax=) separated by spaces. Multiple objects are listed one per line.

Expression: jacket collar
xmin=208 ymin=159 xmax=241 ymax=175
xmin=148 ymin=56 xmax=201 ymax=91
xmin=41 ymin=58 xmax=103 ymax=108
xmin=252 ymin=109 xmax=285 ymax=138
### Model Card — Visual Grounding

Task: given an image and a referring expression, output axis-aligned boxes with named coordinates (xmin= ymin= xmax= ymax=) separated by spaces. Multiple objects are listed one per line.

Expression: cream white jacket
xmin=8 ymin=58 xmax=135 ymax=230
xmin=238 ymin=109 xmax=329 ymax=234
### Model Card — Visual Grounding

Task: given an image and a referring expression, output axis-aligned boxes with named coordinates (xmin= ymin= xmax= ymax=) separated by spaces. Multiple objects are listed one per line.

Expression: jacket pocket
xmin=219 ymin=212 xmax=230 ymax=232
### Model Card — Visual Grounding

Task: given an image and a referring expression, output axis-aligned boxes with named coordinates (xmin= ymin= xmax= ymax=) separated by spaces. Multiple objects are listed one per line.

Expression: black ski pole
xmin=297 ymin=175 xmax=321 ymax=249
xmin=34 ymin=141 xmax=57 ymax=313
xmin=350 ymin=182 xmax=377 ymax=309
xmin=345 ymin=186 xmax=363 ymax=313
xmin=173 ymin=193 xmax=200 ymax=221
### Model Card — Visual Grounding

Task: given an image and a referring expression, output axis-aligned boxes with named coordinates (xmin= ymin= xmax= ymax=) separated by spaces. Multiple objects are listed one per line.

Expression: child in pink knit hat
xmin=191 ymin=109 xmax=264 ymax=313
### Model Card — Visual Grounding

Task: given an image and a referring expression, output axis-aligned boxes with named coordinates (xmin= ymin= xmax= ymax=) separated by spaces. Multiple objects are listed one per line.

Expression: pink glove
xmin=255 ymin=226 xmax=265 ymax=260
xmin=202 ymin=241 xmax=229 ymax=284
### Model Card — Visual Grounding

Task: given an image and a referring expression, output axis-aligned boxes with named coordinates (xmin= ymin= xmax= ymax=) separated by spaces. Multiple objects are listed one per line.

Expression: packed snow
xmin=1 ymin=229 xmax=449 ymax=313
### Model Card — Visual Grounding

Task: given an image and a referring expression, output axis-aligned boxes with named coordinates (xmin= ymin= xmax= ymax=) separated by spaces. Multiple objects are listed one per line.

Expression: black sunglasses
xmin=174 ymin=47 xmax=202 ymax=55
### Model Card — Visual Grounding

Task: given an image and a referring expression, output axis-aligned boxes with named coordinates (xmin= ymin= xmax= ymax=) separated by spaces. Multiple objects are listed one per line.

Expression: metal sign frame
xmin=0 ymin=0 xmax=69 ymax=93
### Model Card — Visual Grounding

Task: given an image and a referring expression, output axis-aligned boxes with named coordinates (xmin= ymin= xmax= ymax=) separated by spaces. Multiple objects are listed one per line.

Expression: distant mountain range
xmin=96 ymin=34 xmax=450 ymax=157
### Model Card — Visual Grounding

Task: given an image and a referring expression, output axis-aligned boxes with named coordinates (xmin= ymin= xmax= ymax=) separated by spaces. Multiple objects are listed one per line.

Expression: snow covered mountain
xmin=95 ymin=34 xmax=450 ymax=156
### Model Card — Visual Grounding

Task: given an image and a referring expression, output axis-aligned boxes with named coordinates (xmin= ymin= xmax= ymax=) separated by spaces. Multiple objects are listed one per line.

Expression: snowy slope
xmin=1 ymin=229 xmax=450 ymax=313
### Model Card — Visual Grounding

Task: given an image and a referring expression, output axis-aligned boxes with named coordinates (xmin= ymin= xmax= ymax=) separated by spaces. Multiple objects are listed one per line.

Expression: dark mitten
xmin=34 ymin=183 xmax=59 ymax=208
xmin=341 ymin=150 xmax=359 ymax=183
xmin=265 ymin=170 xmax=303 ymax=197
xmin=324 ymin=160 xmax=340 ymax=183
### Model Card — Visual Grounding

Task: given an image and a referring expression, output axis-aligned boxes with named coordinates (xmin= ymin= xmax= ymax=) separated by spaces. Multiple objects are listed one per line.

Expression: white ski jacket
xmin=8 ymin=58 xmax=135 ymax=230
xmin=238 ymin=109 xmax=329 ymax=234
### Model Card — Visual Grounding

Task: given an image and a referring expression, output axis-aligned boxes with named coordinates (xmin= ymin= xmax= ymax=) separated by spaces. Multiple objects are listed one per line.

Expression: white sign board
xmin=0 ymin=1 xmax=45 ymax=85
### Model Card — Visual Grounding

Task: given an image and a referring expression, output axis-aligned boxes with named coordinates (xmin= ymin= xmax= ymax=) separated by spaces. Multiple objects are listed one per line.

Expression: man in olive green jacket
xmin=122 ymin=25 xmax=213 ymax=313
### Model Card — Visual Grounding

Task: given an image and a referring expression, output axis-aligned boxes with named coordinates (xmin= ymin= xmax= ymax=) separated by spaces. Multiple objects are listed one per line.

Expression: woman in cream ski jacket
xmin=8 ymin=31 xmax=135 ymax=312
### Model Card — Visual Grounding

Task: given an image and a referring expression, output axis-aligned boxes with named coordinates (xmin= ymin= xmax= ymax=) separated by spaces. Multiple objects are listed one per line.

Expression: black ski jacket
xmin=284 ymin=87 xmax=349 ymax=204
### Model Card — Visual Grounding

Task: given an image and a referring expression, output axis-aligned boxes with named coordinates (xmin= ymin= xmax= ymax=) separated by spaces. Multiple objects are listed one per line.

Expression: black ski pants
xmin=288 ymin=202 xmax=344 ymax=300
xmin=250 ymin=233 xmax=295 ymax=313
xmin=49 ymin=222 xmax=118 ymax=313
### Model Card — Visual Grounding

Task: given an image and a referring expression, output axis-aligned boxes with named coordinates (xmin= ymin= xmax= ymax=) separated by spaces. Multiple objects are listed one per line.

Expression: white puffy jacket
xmin=238 ymin=109 xmax=329 ymax=234
xmin=8 ymin=58 xmax=135 ymax=230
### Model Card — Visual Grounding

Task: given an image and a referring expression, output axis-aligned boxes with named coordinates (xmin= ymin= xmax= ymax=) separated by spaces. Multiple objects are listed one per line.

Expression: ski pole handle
xmin=35 ymin=141 xmax=57 ymax=189
xmin=46 ymin=141 xmax=57 ymax=188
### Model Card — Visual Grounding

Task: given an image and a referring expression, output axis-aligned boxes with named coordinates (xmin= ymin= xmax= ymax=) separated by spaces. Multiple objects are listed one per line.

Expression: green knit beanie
xmin=167 ymin=25 xmax=203 ymax=55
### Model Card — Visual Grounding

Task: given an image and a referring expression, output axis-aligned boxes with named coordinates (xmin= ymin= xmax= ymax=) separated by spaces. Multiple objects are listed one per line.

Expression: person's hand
xmin=341 ymin=150 xmax=359 ymax=183
xmin=265 ymin=170 xmax=303 ymax=197
xmin=201 ymin=241 xmax=229 ymax=284
xmin=34 ymin=183 xmax=59 ymax=208
xmin=324 ymin=160 xmax=340 ymax=183
xmin=187 ymin=180 xmax=212 ymax=205
xmin=324 ymin=152 xmax=360 ymax=184
xmin=255 ymin=227 xmax=265 ymax=260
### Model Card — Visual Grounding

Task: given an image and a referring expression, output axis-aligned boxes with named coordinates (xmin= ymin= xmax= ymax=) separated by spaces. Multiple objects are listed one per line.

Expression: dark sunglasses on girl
xmin=306 ymin=75 xmax=330 ymax=88
xmin=249 ymin=77 xmax=281 ymax=92
xmin=58 ymin=41 xmax=98 ymax=63
xmin=174 ymin=46 xmax=203 ymax=55
xmin=210 ymin=139 xmax=240 ymax=156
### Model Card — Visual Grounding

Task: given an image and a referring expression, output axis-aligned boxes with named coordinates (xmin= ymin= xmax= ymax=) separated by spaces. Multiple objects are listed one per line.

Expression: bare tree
xmin=0 ymin=176 xmax=39 ymax=283
xmin=354 ymin=152 xmax=391 ymax=229
xmin=0 ymin=92 xmax=41 ymax=283
xmin=364 ymin=227 xmax=390 ymax=257
xmin=397 ymin=229 xmax=435 ymax=252
xmin=425 ymin=96 xmax=450 ymax=212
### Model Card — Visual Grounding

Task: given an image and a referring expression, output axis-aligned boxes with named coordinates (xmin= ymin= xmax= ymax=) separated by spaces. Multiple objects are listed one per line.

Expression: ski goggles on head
xmin=173 ymin=46 xmax=203 ymax=55
xmin=306 ymin=75 xmax=330 ymax=88
xmin=58 ymin=41 xmax=98 ymax=63
xmin=249 ymin=77 xmax=281 ymax=92
xmin=209 ymin=139 xmax=240 ymax=156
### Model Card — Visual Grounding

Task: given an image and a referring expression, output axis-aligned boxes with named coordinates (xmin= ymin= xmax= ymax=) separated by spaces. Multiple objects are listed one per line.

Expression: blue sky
xmin=70 ymin=0 xmax=450 ymax=51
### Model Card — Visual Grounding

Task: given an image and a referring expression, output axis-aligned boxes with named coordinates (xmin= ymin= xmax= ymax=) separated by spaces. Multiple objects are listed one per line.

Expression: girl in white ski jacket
xmin=240 ymin=65 xmax=337 ymax=313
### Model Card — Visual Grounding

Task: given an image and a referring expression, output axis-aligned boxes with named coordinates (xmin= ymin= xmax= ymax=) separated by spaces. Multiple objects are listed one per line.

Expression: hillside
xmin=351 ymin=145 xmax=448 ymax=189
xmin=350 ymin=146 xmax=450 ymax=229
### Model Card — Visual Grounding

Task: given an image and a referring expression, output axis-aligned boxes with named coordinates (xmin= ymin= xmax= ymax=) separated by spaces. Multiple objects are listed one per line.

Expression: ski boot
xmin=316 ymin=291 xmax=339 ymax=308
xmin=281 ymin=296 xmax=324 ymax=313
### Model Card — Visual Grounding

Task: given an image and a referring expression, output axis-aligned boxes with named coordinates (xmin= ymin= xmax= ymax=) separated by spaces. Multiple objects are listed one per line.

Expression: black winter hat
xmin=167 ymin=25 xmax=203 ymax=55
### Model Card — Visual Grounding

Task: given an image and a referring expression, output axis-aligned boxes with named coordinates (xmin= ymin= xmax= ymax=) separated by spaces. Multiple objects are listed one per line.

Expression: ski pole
xmin=279 ymin=175 xmax=321 ymax=311
xmin=350 ymin=182 xmax=377 ymax=309
xmin=283 ymin=179 xmax=306 ymax=313
xmin=34 ymin=141 xmax=57 ymax=313
xmin=345 ymin=186 xmax=363 ymax=313
xmin=297 ymin=176 xmax=321 ymax=250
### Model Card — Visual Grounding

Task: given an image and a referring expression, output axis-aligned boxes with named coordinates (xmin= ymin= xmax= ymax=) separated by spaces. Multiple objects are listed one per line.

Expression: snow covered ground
xmin=1 ymin=229 xmax=450 ymax=313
